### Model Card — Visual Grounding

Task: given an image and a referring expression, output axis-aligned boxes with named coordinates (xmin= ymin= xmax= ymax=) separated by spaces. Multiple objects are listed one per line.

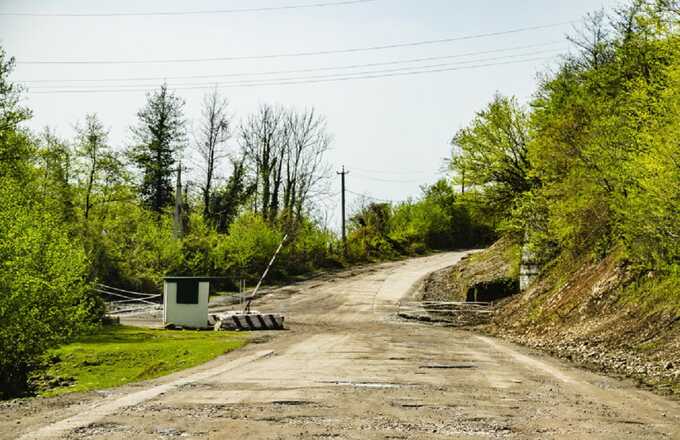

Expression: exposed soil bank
xmin=419 ymin=241 xmax=680 ymax=398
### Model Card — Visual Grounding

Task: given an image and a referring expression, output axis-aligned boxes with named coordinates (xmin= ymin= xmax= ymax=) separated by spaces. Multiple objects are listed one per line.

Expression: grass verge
xmin=32 ymin=326 xmax=247 ymax=397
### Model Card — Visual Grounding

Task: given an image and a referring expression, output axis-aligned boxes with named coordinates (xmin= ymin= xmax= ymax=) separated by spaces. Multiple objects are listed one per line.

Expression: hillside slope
xmin=419 ymin=238 xmax=519 ymax=302
xmin=422 ymin=240 xmax=680 ymax=397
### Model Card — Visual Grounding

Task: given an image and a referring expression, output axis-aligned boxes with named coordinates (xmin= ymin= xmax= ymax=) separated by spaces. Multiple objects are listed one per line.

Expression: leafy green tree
xmin=91 ymin=200 xmax=183 ymax=290
xmin=215 ymin=212 xmax=284 ymax=279
xmin=0 ymin=47 xmax=104 ymax=396
xmin=74 ymin=113 xmax=122 ymax=220
xmin=36 ymin=129 xmax=77 ymax=224
xmin=347 ymin=202 xmax=398 ymax=260
xmin=0 ymin=174 xmax=96 ymax=397
xmin=451 ymin=94 xmax=534 ymax=216
xmin=0 ymin=46 xmax=32 ymax=179
xmin=528 ymin=0 xmax=679 ymax=262
xmin=282 ymin=217 xmax=336 ymax=274
xmin=208 ymin=154 xmax=255 ymax=233
xmin=129 ymin=83 xmax=186 ymax=214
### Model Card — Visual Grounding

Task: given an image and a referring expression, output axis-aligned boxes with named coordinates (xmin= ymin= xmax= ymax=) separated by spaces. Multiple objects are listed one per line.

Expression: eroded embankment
xmin=420 ymin=240 xmax=680 ymax=397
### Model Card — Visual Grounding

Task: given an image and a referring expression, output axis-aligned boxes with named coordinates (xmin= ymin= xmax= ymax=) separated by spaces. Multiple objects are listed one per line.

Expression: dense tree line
xmin=346 ymin=179 xmax=495 ymax=260
xmin=451 ymin=0 xmax=679 ymax=276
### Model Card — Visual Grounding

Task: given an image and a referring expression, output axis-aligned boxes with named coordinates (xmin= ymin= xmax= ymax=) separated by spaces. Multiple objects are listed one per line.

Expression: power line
xmin=28 ymin=56 xmax=559 ymax=94
xmin=29 ymin=56 xmax=556 ymax=94
xmin=25 ymin=49 xmax=563 ymax=91
xmin=345 ymin=165 xmax=442 ymax=176
xmin=352 ymin=172 xmax=427 ymax=184
xmin=315 ymin=191 xmax=342 ymax=203
xmin=19 ymin=42 xmax=564 ymax=84
xmin=346 ymin=189 xmax=396 ymax=203
xmin=0 ymin=0 xmax=376 ymax=17
xmin=16 ymin=22 xmax=574 ymax=65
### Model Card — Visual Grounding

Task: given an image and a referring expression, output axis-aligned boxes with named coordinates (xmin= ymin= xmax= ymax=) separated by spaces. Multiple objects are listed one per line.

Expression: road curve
xmin=5 ymin=252 xmax=680 ymax=439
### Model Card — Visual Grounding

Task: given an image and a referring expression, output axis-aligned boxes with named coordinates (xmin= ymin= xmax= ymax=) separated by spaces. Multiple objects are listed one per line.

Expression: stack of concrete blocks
xmin=212 ymin=312 xmax=285 ymax=331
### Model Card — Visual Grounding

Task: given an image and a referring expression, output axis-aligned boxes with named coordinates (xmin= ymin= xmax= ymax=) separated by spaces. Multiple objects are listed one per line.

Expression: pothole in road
xmin=319 ymin=381 xmax=415 ymax=389
xmin=154 ymin=427 xmax=187 ymax=437
xmin=419 ymin=364 xmax=477 ymax=369
xmin=399 ymin=403 xmax=425 ymax=408
xmin=271 ymin=400 xmax=314 ymax=406
xmin=249 ymin=335 xmax=273 ymax=344
xmin=70 ymin=422 xmax=129 ymax=437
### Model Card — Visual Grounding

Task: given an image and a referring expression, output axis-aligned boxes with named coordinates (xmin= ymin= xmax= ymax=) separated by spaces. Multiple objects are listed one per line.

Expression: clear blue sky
xmin=0 ymin=0 xmax=620 ymax=228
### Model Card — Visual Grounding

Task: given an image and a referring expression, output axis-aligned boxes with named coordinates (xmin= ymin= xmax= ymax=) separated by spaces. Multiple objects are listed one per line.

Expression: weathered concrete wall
xmin=519 ymin=243 xmax=539 ymax=291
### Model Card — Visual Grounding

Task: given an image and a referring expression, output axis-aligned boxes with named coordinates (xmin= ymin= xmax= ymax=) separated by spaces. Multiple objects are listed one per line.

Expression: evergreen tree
xmin=129 ymin=83 xmax=186 ymax=213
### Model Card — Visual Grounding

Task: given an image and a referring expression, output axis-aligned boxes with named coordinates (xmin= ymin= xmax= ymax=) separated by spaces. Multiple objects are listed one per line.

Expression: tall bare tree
xmin=239 ymin=104 xmax=287 ymax=221
xmin=196 ymin=88 xmax=232 ymax=220
xmin=567 ymin=9 xmax=613 ymax=70
xmin=282 ymin=108 xmax=331 ymax=223
xmin=74 ymin=113 xmax=116 ymax=220
xmin=239 ymin=104 xmax=332 ymax=224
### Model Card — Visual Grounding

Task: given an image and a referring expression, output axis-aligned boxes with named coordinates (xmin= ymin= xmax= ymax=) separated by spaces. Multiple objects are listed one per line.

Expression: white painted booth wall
xmin=163 ymin=281 xmax=209 ymax=328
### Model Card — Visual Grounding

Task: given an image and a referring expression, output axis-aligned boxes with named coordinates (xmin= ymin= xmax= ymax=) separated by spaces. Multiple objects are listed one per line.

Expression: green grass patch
xmin=34 ymin=326 xmax=247 ymax=397
xmin=503 ymin=242 xmax=521 ymax=280
xmin=619 ymin=272 xmax=680 ymax=317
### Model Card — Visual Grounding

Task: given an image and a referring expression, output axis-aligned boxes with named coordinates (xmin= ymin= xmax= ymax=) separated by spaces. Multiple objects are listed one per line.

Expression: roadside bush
xmin=0 ymin=180 xmax=98 ymax=397
xmin=389 ymin=198 xmax=454 ymax=250
xmin=347 ymin=203 xmax=399 ymax=261
xmin=215 ymin=212 xmax=284 ymax=281
xmin=281 ymin=218 xmax=336 ymax=275
xmin=345 ymin=179 xmax=493 ymax=261
xmin=90 ymin=201 xmax=183 ymax=292
xmin=180 ymin=213 xmax=221 ymax=276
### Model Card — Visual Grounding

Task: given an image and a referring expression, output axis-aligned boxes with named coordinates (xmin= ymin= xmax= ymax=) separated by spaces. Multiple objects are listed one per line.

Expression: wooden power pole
xmin=174 ymin=161 xmax=184 ymax=239
xmin=337 ymin=166 xmax=349 ymax=254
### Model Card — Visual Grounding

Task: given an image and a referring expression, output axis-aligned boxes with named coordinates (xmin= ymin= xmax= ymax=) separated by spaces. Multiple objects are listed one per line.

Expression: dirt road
xmin=4 ymin=252 xmax=680 ymax=439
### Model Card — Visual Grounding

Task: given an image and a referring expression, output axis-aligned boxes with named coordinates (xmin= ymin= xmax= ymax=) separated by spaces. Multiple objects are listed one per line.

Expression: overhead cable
xmin=0 ymin=0 xmax=377 ymax=17
xmin=19 ymin=42 xmax=564 ymax=84
xmin=352 ymin=172 xmax=426 ymax=184
xmin=346 ymin=165 xmax=443 ymax=176
xmin=25 ymin=50 xmax=562 ymax=90
xmin=347 ymin=189 xmax=396 ymax=203
xmin=16 ymin=22 xmax=574 ymax=65
xmin=28 ymin=56 xmax=558 ymax=94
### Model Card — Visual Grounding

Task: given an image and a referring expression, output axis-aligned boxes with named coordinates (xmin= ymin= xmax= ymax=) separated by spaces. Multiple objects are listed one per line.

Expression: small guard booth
xmin=163 ymin=276 xmax=210 ymax=329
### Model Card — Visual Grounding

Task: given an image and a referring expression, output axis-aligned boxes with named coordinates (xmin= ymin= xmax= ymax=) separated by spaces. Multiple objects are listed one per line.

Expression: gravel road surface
xmin=4 ymin=252 xmax=680 ymax=439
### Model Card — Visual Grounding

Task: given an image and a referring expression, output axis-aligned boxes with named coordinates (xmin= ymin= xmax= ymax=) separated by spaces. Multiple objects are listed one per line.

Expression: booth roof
xmin=163 ymin=276 xmax=229 ymax=281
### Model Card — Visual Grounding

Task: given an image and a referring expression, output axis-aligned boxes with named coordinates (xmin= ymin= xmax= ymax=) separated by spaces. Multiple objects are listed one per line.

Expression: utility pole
xmin=174 ymin=161 xmax=184 ymax=239
xmin=337 ymin=166 xmax=349 ymax=255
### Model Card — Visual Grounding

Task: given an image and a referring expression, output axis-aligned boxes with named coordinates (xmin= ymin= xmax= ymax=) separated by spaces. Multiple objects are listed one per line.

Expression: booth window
xmin=176 ymin=279 xmax=199 ymax=304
